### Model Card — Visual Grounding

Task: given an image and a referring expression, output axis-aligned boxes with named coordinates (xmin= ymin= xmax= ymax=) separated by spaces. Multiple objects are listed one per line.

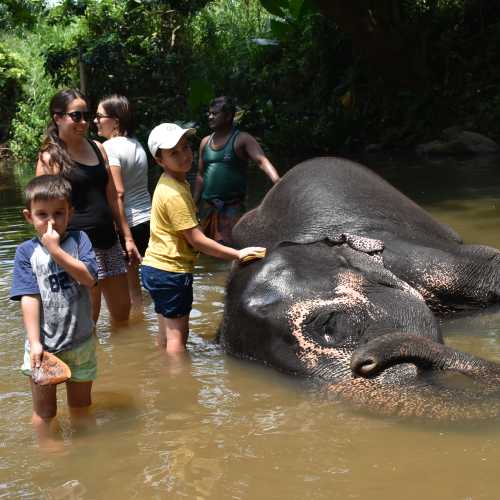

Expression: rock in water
xmin=32 ymin=352 xmax=71 ymax=385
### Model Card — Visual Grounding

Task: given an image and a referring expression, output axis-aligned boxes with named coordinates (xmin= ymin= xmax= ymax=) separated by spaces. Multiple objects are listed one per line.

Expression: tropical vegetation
xmin=1 ymin=0 xmax=500 ymax=169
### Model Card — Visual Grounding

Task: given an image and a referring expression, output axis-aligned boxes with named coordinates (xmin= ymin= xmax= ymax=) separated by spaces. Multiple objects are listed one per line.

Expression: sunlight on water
xmin=1 ymin=157 xmax=499 ymax=499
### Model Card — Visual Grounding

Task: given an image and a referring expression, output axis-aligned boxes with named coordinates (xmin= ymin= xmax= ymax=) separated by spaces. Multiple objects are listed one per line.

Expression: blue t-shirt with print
xmin=10 ymin=230 xmax=97 ymax=353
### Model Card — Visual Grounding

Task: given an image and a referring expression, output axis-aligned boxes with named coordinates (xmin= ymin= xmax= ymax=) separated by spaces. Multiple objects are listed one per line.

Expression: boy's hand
xmin=238 ymin=247 xmax=267 ymax=263
xmin=30 ymin=341 xmax=44 ymax=370
xmin=42 ymin=221 xmax=60 ymax=252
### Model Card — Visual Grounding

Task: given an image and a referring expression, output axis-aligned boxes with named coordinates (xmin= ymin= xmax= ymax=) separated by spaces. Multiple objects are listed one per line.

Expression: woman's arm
xmin=35 ymin=151 xmax=59 ymax=176
xmin=96 ymin=141 xmax=141 ymax=263
xmin=109 ymin=164 xmax=126 ymax=207
xmin=21 ymin=295 xmax=43 ymax=370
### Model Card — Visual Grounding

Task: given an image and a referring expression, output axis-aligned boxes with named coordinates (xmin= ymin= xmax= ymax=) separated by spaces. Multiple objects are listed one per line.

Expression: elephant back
xmin=233 ymin=157 xmax=461 ymax=249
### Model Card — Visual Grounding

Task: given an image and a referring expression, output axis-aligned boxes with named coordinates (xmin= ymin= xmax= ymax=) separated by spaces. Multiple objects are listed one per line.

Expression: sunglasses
xmin=94 ymin=113 xmax=113 ymax=121
xmin=56 ymin=111 xmax=92 ymax=123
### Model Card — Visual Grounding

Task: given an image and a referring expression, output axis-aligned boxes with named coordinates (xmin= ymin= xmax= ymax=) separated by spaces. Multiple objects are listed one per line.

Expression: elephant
xmin=218 ymin=157 xmax=500 ymax=420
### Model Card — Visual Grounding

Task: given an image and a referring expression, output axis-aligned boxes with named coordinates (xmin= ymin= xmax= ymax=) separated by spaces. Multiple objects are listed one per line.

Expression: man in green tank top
xmin=193 ymin=96 xmax=280 ymax=246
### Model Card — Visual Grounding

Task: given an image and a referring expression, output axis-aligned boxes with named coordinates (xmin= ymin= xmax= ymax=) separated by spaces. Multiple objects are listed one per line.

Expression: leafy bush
xmin=5 ymin=30 xmax=56 ymax=163
xmin=0 ymin=42 xmax=25 ymax=144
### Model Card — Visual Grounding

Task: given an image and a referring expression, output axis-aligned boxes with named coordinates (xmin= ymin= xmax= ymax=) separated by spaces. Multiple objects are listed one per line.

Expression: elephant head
xmin=220 ymin=236 xmax=500 ymax=420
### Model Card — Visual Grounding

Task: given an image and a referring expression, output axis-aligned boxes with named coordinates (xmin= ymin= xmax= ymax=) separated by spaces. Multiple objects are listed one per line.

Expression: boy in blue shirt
xmin=10 ymin=175 xmax=98 ymax=442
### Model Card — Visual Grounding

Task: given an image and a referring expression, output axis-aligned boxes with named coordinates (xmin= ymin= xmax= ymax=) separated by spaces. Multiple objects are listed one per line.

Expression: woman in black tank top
xmin=35 ymin=89 xmax=141 ymax=325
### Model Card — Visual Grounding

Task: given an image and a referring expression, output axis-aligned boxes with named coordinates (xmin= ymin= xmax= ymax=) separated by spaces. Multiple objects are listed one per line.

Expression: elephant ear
xmin=275 ymin=232 xmax=384 ymax=263
xmin=340 ymin=233 xmax=384 ymax=254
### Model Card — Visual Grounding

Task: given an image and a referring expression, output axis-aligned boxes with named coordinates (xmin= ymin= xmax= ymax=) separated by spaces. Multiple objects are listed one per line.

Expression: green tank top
xmin=202 ymin=129 xmax=247 ymax=202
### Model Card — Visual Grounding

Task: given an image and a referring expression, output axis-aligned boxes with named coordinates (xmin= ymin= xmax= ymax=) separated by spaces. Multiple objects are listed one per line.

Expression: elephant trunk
xmin=350 ymin=332 xmax=500 ymax=389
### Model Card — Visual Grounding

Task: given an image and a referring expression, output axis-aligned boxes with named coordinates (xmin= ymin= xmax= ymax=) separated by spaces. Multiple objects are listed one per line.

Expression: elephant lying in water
xmin=219 ymin=157 xmax=500 ymax=420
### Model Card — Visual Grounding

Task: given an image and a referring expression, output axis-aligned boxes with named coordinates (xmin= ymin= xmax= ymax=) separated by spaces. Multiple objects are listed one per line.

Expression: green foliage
xmin=4 ymin=29 xmax=57 ymax=162
xmin=0 ymin=42 xmax=25 ymax=142
xmin=187 ymin=79 xmax=214 ymax=115
xmin=0 ymin=0 xmax=44 ymax=30
xmin=188 ymin=0 xmax=356 ymax=160
xmin=187 ymin=0 xmax=272 ymax=88
xmin=3 ymin=0 xmax=500 ymax=166
xmin=41 ymin=0 xmax=212 ymax=138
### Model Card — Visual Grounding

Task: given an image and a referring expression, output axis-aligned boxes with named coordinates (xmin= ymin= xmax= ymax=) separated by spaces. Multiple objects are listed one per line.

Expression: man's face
xmin=207 ymin=103 xmax=232 ymax=130
xmin=23 ymin=198 xmax=73 ymax=240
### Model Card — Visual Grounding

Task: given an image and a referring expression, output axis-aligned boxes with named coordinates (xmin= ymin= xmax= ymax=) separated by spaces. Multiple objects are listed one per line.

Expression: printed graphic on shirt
xmin=10 ymin=232 xmax=97 ymax=353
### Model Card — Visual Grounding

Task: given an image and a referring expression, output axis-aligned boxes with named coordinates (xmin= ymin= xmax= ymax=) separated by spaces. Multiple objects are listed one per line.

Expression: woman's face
xmin=94 ymin=104 xmax=119 ymax=139
xmin=53 ymin=98 xmax=90 ymax=141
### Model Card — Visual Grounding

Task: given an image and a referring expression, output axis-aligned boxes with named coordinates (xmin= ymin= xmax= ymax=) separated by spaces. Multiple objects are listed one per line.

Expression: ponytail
xmin=38 ymin=88 xmax=89 ymax=177
xmin=39 ymin=121 xmax=75 ymax=177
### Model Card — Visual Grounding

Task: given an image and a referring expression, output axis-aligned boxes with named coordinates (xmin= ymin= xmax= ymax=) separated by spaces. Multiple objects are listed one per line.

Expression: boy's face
xmin=23 ymin=198 xmax=73 ymax=239
xmin=156 ymin=135 xmax=193 ymax=177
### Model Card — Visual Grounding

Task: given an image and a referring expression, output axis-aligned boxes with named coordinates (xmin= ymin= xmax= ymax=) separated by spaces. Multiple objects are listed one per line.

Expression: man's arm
xmin=239 ymin=133 xmax=280 ymax=183
xmin=193 ymin=136 xmax=209 ymax=203
xmin=21 ymin=295 xmax=43 ymax=370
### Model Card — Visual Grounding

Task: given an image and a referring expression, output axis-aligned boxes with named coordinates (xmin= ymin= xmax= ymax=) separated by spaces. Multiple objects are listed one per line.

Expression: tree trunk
xmin=79 ymin=48 xmax=87 ymax=95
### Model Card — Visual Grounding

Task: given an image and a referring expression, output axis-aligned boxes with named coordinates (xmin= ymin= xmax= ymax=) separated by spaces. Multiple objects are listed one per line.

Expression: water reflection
xmin=0 ymin=157 xmax=499 ymax=499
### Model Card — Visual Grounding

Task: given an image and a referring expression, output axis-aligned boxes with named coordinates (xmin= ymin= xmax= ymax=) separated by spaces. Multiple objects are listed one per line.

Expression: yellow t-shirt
xmin=142 ymin=174 xmax=199 ymax=273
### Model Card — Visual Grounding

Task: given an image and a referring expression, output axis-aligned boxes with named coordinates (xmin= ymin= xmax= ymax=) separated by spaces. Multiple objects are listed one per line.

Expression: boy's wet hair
xmin=210 ymin=96 xmax=236 ymax=117
xmin=25 ymin=175 xmax=72 ymax=209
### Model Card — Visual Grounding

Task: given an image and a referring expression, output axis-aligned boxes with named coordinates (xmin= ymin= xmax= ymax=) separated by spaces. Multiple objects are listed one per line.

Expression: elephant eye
xmin=323 ymin=334 xmax=335 ymax=345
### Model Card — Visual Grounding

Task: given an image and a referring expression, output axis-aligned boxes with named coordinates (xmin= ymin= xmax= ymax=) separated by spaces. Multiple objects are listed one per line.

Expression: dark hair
xmin=210 ymin=96 xmax=236 ymax=118
xmin=98 ymin=94 xmax=134 ymax=136
xmin=38 ymin=88 xmax=90 ymax=177
xmin=25 ymin=174 xmax=72 ymax=209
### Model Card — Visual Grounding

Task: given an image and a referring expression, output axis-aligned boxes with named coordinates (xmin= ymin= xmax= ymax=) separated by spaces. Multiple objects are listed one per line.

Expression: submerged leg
xmin=158 ymin=314 xmax=189 ymax=353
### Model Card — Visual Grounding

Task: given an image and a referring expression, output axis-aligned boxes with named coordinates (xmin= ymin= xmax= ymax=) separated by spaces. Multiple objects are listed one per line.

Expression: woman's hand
xmin=125 ymin=238 xmax=142 ymax=265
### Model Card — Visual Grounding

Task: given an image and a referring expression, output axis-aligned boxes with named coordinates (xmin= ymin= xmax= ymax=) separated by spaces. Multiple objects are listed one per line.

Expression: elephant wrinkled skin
xmin=219 ymin=157 xmax=500 ymax=420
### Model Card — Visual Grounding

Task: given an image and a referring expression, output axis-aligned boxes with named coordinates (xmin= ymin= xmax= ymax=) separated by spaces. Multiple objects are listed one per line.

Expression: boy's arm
xmin=183 ymin=225 xmax=265 ymax=262
xmin=21 ymin=295 xmax=43 ymax=369
xmin=43 ymin=222 xmax=97 ymax=287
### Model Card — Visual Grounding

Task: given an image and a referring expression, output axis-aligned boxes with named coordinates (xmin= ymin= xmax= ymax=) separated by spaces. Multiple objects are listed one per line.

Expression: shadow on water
xmin=1 ymin=155 xmax=500 ymax=499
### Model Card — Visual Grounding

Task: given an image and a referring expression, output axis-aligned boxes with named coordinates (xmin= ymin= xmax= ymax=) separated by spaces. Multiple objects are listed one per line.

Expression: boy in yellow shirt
xmin=142 ymin=123 xmax=265 ymax=353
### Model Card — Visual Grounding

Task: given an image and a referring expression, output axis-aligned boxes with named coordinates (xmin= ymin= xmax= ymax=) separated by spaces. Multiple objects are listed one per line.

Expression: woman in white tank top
xmin=95 ymin=94 xmax=152 ymax=312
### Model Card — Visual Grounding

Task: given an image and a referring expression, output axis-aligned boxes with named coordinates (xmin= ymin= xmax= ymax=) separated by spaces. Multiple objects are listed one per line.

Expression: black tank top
xmin=66 ymin=140 xmax=117 ymax=249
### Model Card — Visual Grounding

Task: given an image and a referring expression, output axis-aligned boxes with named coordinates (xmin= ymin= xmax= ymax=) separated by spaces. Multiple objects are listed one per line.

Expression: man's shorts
xmin=22 ymin=335 xmax=97 ymax=382
xmin=141 ymin=265 xmax=193 ymax=318
xmin=119 ymin=220 xmax=151 ymax=258
xmin=94 ymin=240 xmax=128 ymax=280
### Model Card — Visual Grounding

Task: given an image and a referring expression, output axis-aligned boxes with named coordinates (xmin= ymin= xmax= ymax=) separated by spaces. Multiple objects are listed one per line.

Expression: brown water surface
xmin=1 ymin=156 xmax=500 ymax=499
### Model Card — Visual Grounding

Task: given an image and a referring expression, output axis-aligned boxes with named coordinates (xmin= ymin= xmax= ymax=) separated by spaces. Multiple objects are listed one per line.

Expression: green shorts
xmin=22 ymin=335 xmax=97 ymax=382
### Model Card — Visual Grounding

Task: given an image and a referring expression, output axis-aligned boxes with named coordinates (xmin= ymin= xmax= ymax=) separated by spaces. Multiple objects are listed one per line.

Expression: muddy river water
xmin=1 ymin=155 xmax=499 ymax=499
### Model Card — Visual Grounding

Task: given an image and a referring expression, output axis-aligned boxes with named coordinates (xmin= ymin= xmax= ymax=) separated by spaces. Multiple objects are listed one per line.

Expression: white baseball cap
xmin=148 ymin=123 xmax=196 ymax=157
